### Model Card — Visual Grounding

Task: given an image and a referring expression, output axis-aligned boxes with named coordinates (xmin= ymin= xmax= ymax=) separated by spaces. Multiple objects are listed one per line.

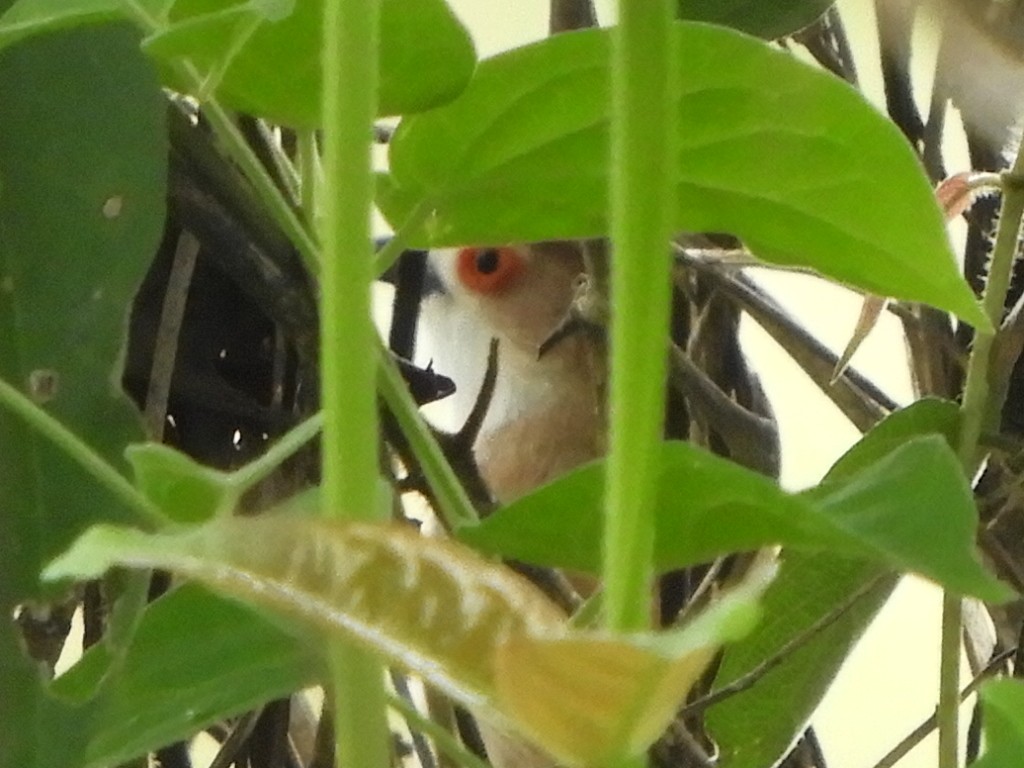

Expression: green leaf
xmin=706 ymin=399 xmax=977 ymax=768
xmin=461 ymin=441 xmax=842 ymax=571
xmin=0 ymin=0 xmax=164 ymax=49
xmin=806 ymin=436 xmax=1008 ymax=599
xmin=49 ymin=584 xmax=319 ymax=768
xmin=126 ymin=443 xmax=233 ymax=522
xmin=381 ymin=24 xmax=986 ymax=328
xmin=0 ymin=627 xmax=89 ymax=768
xmin=974 ymin=679 xmax=1024 ymax=768
xmin=144 ymin=2 xmax=265 ymax=92
xmin=0 ymin=23 xmax=165 ymax=596
xmin=820 ymin=397 xmax=960 ymax=484
xmin=677 ymin=0 xmax=834 ymax=39
xmin=142 ymin=0 xmax=475 ymax=123
xmin=496 ymin=566 xmax=768 ymax=766
xmin=708 ymin=556 xmax=893 ymax=768
xmin=44 ymin=515 xmax=568 ymax=732
xmin=717 ymin=558 xmax=893 ymax=766
xmin=0 ymin=0 xmax=475 ymax=121
xmin=0 ymin=25 xmax=165 ymax=768
xmin=43 ymin=515 xmax=765 ymax=766
xmin=459 ymin=437 xmax=1009 ymax=601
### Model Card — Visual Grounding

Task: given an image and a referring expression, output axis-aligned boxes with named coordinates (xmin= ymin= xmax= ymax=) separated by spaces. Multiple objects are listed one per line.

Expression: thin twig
xmin=674 ymin=264 xmax=897 ymax=432
xmin=387 ymin=694 xmax=492 ymax=768
xmin=144 ymin=230 xmax=200 ymax=440
xmin=668 ymin=342 xmax=779 ymax=476
xmin=671 ymin=557 xmax=727 ymax=626
xmin=390 ymin=671 xmax=438 ymax=768
xmin=208 ymin=709 xmax=264 ymax=768
xmin=873 ymin=0 xmax=925 ymax=149
xmin=548 ymin=0 xmax=597 ymax=34
xmin=793 ymin=7 xmax=859 ymax=86
xmin=454 ymin=339 xmax=500 ymax=450
xmin=254 ymin=119 xmax=301 ymax=206
xmin=923 ymin=17 xmax=950 ymax=182
xmin=387 ymin=249 xmax=428 ymax=360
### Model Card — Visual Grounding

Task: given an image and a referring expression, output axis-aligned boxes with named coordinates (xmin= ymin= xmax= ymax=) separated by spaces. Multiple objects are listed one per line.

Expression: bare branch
xmin=549 ymin=0 xmax=597 ymax=34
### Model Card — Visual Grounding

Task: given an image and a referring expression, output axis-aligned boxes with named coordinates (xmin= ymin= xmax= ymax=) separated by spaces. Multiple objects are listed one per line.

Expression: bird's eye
xmin=456 ymin=246 xmax=525 ymax=294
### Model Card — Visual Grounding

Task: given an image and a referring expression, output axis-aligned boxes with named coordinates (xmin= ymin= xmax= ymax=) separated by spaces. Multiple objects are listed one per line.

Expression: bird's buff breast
xmin=475 ymin=390 xmax=603 ymax=504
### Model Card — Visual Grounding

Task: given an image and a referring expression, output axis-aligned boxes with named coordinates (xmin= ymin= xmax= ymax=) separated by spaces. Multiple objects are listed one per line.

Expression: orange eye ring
xmin=455 ymin=246 xmax=525 ymax=294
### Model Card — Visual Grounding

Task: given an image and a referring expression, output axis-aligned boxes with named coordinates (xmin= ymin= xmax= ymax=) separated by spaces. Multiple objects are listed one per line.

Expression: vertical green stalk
xmin=941 ymin=152 xmax=1024 ymax=768
xmin=604 ymin=3 xmax=676 ymax=635
xmin=937 ymin=593 xmax=962 ymax=768
xmin=320 ymin=0 xmax=389 ymax=767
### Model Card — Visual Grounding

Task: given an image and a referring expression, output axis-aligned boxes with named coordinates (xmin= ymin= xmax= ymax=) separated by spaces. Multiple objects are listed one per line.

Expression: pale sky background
xmin=406 ymin=3 xmax=970 ymax=768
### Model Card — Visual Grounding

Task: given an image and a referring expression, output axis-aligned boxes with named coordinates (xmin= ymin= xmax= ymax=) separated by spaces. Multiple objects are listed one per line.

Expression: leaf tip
xmin=978 ymin=576 xmax=1018 ymax=605
xmin=40 ymin=525 xmax=130 ymax=582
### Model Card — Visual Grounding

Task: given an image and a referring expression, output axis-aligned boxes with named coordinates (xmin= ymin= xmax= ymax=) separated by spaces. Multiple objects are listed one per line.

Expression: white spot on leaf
xmin=28 ymin=369 xmax=59 ymax=404
xmin=102 ymin=196 xmax=123 ymax=219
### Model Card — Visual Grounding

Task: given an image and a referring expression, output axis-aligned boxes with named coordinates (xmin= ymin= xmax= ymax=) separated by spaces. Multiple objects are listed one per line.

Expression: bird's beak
xmin=393 ymin=354 xmax=456 ymax=404
xmin=376 ymin=241 xmax=455 ymax=405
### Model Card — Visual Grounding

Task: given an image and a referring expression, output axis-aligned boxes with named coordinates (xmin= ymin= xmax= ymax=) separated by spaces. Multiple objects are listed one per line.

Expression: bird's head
xmin=427 ymin=241 xmax=584 ymax=358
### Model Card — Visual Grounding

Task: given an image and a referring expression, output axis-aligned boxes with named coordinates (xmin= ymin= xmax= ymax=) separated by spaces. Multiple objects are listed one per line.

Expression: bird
xmin=418 ymin=241 xmax=606 ymax=768
xmin=421 ymin=241 xmax=606 ymax=505
xmin=415 ymin=240 xmax=787 ymax=768
xmin=418 ymin=241 xmax=780 ymax=768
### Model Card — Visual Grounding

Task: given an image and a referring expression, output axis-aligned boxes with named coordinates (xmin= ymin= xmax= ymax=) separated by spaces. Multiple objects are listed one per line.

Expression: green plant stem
xmin=95 ymin=568 xmax=152 ymax=691
xmin=197 ymin=11 xmax=262 ymax=100
xmin=320 ymin=1 xmax=389 ymax=768
xmin=228 ymin=412 xmax=324 ymax=493
xmin=202 ymin=100 xmax=320 ymax=271
xmin=327 ymin=641 xmax=388 ymax=768
xmin=0 ymin=377 xmax=166 ymax=527
xmin=373 ymin=200 xmax=433 ymax=275
xmin=120 ymin=0 xmax=320 ymax=274
xmin=376 ymin=342 xmax=478 ymax=528
xmin=958 ymin=185 xmax=1024 ymax=460
xmin=604 ymin=1 xmax=676 ymax=636
xmin=942 ymin=143 xmax=1024 ymax=768
xmin=937 ymin=593 xmax=962 ymax=768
